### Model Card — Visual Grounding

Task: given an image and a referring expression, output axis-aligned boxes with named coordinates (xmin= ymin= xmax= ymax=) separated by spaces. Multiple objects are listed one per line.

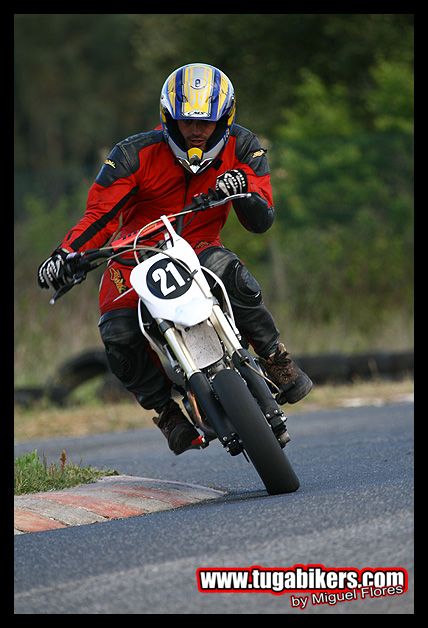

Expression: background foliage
xmin=14 ymin=14 xmax=414 ymax=385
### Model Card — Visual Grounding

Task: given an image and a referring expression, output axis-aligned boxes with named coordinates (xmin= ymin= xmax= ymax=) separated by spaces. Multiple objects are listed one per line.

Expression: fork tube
xmin=209 ymin=304 xmax=242 ymax=357
xmin=158 ymin=320 xmax=200 ymax=379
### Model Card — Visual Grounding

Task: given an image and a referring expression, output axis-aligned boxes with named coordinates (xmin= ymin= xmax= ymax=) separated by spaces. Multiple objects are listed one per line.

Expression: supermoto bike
xmin=50 ymin=192 xmax=300 ymax=495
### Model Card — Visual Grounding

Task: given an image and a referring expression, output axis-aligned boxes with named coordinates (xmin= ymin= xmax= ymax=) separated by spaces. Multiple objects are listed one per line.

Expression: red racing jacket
xmin=58 ymin=123 xmax=275 ymax=256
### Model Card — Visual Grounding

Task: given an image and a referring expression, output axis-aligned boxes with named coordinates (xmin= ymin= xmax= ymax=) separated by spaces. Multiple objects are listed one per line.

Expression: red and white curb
xmin=14 ymin=475 xmax=225 ymax=534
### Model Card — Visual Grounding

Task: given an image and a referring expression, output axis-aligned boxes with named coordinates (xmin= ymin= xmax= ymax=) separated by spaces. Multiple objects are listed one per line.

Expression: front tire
xmin=211 ymin=368 xmax=300 ymax=495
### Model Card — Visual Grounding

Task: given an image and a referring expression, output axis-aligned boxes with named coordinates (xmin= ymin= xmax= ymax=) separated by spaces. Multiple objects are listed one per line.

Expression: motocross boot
xmin=260 ymin=343 xmax=313 ymax=405
xmin=153 ymin=399 xmax=201 ymax=455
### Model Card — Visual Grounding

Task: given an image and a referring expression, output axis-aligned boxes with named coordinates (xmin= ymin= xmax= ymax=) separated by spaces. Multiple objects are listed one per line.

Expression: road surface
xmin=14 ymin=401 xmax=414 ymax=614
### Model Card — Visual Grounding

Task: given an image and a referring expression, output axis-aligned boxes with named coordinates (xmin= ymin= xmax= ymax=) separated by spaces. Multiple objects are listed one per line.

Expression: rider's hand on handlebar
xmin=37 ymin=248 xmax=76 ymax=291
xmin=190 ymin=174 xmax=250 ymax=211
xmin=215 ymin=169 xmax=248 ymax=199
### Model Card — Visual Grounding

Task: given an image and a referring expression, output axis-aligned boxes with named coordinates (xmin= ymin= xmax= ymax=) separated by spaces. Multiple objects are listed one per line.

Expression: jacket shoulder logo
xmin=251 ymin=149 xmax=266 ymax=158
xmin=104 ymin=159 xmax=116 ymax=168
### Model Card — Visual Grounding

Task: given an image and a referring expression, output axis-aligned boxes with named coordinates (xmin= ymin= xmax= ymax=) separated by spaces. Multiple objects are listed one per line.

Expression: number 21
xmin=152 ymin=262 xmax=186 ymax=296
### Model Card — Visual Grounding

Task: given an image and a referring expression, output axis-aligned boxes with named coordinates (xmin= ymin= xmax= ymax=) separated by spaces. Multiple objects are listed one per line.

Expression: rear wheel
xmin=211 ymin=368 xmax=300 ymax=495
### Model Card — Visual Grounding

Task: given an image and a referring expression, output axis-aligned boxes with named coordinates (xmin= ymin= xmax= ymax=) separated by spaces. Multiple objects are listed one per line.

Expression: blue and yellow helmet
xmin=160 ymin=62 xmax=236 ymax=174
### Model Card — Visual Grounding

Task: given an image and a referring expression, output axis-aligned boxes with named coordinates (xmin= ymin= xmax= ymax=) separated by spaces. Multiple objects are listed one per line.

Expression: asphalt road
xmin=14 ymin=401 xmax=414 ymax=614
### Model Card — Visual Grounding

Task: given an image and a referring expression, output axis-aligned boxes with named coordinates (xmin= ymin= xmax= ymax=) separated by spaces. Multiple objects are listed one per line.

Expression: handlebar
xmin=49 ymin=191 xmax=251 ymax=304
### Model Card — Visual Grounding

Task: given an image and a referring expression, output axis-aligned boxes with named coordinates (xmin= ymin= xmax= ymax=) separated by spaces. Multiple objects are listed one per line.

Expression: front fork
xmin=210 ymin=306 xmax=289 ymax=445
xmin=155 ymin=305 xmax=288 ymax=450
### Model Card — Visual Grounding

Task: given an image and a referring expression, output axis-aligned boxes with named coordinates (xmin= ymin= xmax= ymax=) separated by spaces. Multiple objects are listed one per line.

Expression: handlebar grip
xmin=65 ymin=251 xmax=99 ymax=273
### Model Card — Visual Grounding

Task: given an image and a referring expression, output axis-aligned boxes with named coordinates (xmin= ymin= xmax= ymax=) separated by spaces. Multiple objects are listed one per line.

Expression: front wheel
xmin=211 ymin=368 xmax=300 ymax=495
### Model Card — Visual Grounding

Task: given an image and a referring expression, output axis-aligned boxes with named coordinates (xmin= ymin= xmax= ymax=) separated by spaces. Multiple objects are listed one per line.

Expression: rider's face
xmin=177 ymin=119 xmax=217 ymax=151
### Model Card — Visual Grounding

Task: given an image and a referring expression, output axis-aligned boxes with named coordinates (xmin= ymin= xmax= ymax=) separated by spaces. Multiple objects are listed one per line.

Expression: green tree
xmin=14 ymin=14 xmax=144 ymax=171
xmin=15 ymin=14 xmax=413 ymax=213
xmin=131 ymin=14 xmax=413 ymax=137
xmin=266 ymin=57 xmax=413 ymax=335
xmin=272 ymin=57 xmax=413 ymax=229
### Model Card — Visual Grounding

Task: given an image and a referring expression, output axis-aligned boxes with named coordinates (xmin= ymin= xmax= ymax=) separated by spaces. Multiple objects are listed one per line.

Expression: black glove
xmin=37 ymin=248 xmax=74 ymax=291
xmin=215 ymin=169 xmax=248 ymax=199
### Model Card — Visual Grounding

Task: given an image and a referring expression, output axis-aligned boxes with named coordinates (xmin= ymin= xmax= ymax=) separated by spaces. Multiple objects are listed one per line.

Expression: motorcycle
xmin=50 ymin=192 xmax=300 ymax=495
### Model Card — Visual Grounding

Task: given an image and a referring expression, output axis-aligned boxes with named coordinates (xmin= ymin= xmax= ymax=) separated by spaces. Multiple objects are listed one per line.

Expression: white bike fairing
xmin=129 ymin=222 xmax=214 ymax=328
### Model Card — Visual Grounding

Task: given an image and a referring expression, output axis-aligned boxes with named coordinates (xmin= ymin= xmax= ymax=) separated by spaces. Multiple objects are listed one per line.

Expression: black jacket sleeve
xmin=233 ymin=193 xmax=275 ymax=233
xmin=230 ymin=124 xmax=275 ymax=234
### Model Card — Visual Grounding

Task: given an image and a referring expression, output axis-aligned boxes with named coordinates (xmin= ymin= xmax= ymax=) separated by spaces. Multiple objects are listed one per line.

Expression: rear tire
xmin=212 ymin=368 xmax=300 ymax=495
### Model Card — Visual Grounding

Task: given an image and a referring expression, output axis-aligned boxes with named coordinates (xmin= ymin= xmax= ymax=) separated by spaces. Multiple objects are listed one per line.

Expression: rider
xmin=38 ymin=62 xmax=313 ymax=454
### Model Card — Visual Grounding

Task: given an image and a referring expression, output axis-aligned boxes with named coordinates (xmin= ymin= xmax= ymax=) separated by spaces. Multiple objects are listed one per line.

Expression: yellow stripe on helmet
xmin=217 ymin=72 xmax=230 ymax=116
xmin=167 ymin=75 xmax=176 ymax=115
xmin=181 ymin=65 xmax=214 ymax=117
xmin=227 ymin=100 xmax=236 ymax=126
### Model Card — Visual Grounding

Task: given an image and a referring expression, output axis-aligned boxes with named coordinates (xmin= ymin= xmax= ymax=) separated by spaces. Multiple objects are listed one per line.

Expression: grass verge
xmin=14 ymin=449 xmax=118 ymax=495
xmin=14 ymin=377 xmax=414 ymax=443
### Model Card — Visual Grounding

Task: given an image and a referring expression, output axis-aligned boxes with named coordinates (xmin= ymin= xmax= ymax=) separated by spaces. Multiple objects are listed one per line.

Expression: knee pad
xmin=224 ymin=261 xmax=263 ymax=307
xmin=234 ymin=262 xmax=263 ymax=306
xmin=198 ymin=247 xmax=263 ymax=307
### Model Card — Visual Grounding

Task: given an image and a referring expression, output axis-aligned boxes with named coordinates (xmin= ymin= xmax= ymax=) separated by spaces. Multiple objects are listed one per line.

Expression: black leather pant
xmin=99 ymin=246 xmax=280 ymax=411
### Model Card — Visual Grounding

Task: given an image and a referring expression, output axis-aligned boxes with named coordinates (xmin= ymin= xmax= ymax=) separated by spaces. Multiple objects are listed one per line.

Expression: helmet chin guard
xmin=184 ymin=148 xmax=204 ymax=174
xmin=160 ymin=63 xmax=235 ymax=174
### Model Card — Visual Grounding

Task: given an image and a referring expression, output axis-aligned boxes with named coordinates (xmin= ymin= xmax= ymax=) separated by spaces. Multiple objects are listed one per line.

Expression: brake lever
xmin=208 ymin=192 xmax=252 ymax=209
xmin=49 ymin=282 xmax=76 ymax=305
xmin=192 ymin=191 xmax=252 ymax=212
